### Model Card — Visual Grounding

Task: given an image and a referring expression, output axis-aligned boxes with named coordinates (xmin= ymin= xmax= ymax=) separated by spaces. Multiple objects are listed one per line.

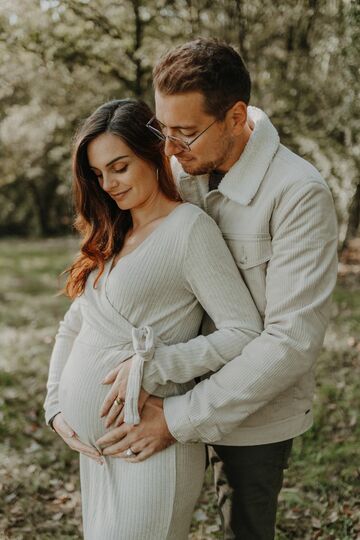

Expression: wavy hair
xmin=64 ymin=98 xmax=181 ymax=298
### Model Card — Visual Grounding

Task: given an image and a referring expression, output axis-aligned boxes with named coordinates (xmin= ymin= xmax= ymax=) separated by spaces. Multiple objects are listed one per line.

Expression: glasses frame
xmin=146 ymin=116 xmax=219 ymax=152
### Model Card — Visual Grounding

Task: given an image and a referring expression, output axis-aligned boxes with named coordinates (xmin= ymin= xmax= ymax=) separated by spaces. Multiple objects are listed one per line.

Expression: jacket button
xmin=239 ymin=247 xmax=247 ymax=264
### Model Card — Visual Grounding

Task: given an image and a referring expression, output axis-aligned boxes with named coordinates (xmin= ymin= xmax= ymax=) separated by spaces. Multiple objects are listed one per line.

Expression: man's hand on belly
xmin=96 ymin=397 xmax=176 ymax=462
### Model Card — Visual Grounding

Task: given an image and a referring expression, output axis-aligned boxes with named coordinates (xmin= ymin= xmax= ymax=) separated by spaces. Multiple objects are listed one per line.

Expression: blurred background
xmin=0 ymin=1 xmax=359 ymax=539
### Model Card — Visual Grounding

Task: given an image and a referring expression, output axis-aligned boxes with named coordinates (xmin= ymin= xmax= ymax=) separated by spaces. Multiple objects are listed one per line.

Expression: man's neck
xmin=217 ymin=122 xmax=253 ymax=173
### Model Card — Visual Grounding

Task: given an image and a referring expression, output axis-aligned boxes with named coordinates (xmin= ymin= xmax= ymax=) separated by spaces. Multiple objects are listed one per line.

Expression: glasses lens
xmin=146 ymin=120 xmax=190 ymax=151
xmin=167 ymin=136 xmax=190 ymax=152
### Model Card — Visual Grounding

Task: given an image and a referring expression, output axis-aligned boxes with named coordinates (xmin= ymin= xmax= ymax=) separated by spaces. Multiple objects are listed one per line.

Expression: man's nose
xmin=164 ymin=137 xmax=182 ymax=157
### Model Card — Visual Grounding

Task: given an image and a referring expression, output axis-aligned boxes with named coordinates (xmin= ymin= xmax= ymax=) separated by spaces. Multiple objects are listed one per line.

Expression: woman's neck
xmin=130 ymin=191 xmax=180 ymax=230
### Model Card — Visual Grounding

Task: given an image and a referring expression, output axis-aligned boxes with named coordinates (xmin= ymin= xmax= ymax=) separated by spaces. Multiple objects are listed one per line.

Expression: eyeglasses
xmin=146 ymin=116 xmax=218 ymax=152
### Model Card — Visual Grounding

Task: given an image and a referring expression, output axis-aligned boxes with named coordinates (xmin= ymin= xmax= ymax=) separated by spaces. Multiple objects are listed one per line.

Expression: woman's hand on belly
xmin=100 ymin=358 xmax=133 ymax=422
xmin=53 ymin=413 xmax=105 ymax=465
xmin=99 ymin=358 xmax=150 ymax=428
xmin=110 ymin=388 xmax=150 ymax=428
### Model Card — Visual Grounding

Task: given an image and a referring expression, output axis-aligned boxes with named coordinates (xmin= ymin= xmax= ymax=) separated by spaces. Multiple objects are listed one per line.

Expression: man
xmin=96 ymin=38 xmax=338 ymax=538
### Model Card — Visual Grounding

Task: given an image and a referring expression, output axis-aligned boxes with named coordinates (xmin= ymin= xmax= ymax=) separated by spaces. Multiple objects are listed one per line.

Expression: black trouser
xmin=208 ymin=439 xmax=293 ymax=540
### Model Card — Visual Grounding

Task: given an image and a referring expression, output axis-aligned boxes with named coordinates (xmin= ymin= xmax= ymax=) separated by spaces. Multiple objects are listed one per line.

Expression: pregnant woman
xmin=44 ymin=98 xmax=263 ymax=539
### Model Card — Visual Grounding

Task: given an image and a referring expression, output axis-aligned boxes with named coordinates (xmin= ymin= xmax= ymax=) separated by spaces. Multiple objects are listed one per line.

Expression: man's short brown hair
xmin=153 ymin=38 xmax=251 ymax=119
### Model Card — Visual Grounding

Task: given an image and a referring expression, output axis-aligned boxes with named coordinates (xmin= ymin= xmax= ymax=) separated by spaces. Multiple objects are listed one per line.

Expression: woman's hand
xmin=112 ymin=388 xmax=150 ymax=427
xmin=52 ymin=413 xmax=104 ymax=464
xmin=100 ymin=358 xmax=150 ymax=427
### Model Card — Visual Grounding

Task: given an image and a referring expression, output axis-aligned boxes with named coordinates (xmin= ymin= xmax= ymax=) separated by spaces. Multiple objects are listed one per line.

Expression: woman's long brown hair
xmin=64 ymin=99 xmax=181 ymax=299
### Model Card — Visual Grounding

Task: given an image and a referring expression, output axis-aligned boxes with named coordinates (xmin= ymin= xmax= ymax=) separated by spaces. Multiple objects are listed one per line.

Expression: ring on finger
xmin=115 ymin=397 xmax=124 ymax=406
xmin=125 ymin=448 xmax=136 ymax=457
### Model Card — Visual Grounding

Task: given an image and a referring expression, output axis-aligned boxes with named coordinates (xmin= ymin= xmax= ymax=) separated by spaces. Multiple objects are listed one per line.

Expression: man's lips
xmin=177 ymin=156 xmax=193 ymax=163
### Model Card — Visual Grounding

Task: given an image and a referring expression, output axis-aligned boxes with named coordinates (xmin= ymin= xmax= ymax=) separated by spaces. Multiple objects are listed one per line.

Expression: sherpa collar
xmin=176 ymin=106 xmax=280 ymax=206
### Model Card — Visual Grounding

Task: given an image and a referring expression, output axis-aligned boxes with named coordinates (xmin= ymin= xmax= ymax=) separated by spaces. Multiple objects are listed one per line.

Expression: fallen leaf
xmin=311 ymin=517 xmax=321 ymax=529
xmin=328 ymin=510 xmax=338 ymax=523
xmin=193 ymin=509 xmax=208 ymax=522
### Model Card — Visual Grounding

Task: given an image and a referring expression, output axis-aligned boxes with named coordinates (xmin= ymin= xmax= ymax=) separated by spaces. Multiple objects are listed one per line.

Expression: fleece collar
xmin=176 ymin=106 xmax=280 ymax=206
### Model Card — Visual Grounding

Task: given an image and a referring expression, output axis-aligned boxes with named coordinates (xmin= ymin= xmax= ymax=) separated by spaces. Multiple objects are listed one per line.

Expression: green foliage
xmin=0 ymin=239 xmax=359 ymax=539
xmin=0 ymin=1 xmax=359 ymax=240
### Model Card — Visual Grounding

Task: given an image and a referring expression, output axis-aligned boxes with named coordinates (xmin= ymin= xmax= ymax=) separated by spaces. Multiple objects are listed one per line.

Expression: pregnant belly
xmin=58 ymin=340 xmax=131 ymax=448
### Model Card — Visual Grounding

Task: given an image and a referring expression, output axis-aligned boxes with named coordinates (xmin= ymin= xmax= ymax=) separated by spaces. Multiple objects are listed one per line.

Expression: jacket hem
xmin=211 ymin=410 xmax=314 ymax=446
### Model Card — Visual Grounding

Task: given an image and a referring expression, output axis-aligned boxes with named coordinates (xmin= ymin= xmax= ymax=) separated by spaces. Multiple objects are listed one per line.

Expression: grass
xmin=0 ymin=237 xmax=359 ymax=539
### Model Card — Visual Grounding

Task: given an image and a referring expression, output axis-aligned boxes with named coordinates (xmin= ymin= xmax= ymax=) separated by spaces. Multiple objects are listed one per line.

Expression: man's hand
xmin=53 ymin=413 xmax=104 ymax=464
xmin=96 ymin=396 xmax=176 ymax=462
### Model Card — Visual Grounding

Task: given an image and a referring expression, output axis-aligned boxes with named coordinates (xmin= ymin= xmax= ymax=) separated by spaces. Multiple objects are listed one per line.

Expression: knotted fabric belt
xmin=124 ymin=326 xmax=155 ymax=425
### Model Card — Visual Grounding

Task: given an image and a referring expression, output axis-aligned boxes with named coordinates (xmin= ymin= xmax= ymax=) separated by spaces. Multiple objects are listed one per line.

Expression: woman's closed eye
xmin=113 ymin=165 xmax=128 ymax=174
xmin=91 ymin=165 xmax=128 ymax=180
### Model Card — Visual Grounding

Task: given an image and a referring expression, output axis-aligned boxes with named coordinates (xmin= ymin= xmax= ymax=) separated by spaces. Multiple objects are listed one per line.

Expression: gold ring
xmin=115 ymin=397 xmax=123 ymax=406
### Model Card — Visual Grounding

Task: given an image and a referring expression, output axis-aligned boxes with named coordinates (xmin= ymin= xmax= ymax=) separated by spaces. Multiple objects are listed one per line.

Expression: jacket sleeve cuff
xmin=163 ymin=395 xmax=200 ymax=443
xmin=45 ymin=406 xmax=61 ymax=426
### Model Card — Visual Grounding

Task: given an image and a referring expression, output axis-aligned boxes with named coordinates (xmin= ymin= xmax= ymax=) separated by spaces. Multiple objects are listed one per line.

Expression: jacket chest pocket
xmin=223 ymin=233 xmax=272 ymax=317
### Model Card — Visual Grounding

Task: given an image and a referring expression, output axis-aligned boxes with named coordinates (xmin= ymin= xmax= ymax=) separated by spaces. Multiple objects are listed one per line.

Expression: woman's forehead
xmin=87 ymin=133 xmax=132 ymax=167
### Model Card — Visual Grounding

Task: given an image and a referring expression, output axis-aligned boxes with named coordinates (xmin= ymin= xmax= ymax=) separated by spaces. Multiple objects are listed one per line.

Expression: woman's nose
xmin=101 ymin=172 xmax=117 ymax=192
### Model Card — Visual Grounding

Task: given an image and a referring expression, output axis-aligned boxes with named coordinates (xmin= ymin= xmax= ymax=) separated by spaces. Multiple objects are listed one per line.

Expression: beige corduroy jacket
xmin=142 ymin=106 xmax=338 ymax=446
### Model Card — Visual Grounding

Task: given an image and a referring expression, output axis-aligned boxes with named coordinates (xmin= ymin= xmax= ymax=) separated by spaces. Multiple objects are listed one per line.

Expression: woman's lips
xmin=112 ymin=188 xmax=131 ymax=199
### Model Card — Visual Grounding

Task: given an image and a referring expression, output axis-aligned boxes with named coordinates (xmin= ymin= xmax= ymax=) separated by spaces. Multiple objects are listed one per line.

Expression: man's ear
xmin=227 ymin=101 xmax=247 ymax=134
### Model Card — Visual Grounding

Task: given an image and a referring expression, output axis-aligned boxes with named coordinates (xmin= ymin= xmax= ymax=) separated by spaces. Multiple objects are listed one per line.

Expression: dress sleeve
xmin=142 ymin=211 xmax=263 ymax=394
xmin=43 ymin=298 xmax=83 ymax=424
xmin=163 ymin=181 xmax=338 ymax=443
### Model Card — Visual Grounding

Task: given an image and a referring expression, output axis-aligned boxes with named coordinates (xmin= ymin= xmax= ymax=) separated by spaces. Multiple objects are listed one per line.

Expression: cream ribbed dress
xmin=44 ymin=203 xmax=263 ymax=540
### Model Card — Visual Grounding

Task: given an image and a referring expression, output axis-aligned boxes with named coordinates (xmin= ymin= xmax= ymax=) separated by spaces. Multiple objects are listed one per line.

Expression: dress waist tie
xmin=124 ymin=326 xmax=155 ymax=425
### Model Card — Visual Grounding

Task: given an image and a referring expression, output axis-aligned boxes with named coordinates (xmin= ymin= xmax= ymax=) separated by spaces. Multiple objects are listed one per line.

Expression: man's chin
xmin=177 ymin=158 xmax=210 ymax=176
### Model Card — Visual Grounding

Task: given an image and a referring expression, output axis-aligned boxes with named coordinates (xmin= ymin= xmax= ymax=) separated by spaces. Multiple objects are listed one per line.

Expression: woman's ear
xmin=228 ymin=101 xmax=247 ymax=135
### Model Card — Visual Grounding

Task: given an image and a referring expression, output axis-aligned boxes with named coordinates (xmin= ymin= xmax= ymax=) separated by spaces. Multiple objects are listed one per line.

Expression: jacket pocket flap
xmin=223 ymin=234 xmax=272 ymax=269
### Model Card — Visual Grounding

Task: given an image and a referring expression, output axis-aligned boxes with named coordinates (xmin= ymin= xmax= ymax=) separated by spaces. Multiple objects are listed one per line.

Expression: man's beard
xmin=177 ymin=133 xmax=235 ymax=176
xmin=180 ymin=159 xmax=221 ymax=176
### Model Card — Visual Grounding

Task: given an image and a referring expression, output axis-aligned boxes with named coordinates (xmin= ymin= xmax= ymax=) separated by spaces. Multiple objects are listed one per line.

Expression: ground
xmin=0 ymin=238 xmax=359 ymax=539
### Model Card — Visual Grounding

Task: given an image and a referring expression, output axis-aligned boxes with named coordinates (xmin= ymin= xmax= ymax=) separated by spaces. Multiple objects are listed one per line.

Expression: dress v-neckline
xmin=106 ymin=203 xmax=187 ymax=279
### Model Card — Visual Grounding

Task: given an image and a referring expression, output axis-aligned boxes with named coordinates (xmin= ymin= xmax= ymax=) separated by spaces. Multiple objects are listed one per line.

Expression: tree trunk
xmin=29 ymin=178 xmax=59 ymax=237
xmin=342 ymin=180 xmax=360 ymax=250
xmin=132 ymin=0 xmax=145 ymax=97
xmin=234 ymin=0 xmax=247 ymax=62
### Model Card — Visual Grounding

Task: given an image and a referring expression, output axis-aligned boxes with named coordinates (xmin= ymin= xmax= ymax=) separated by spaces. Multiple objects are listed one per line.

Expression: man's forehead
xmin=154 ymin=90 xmax=209 ymax=125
